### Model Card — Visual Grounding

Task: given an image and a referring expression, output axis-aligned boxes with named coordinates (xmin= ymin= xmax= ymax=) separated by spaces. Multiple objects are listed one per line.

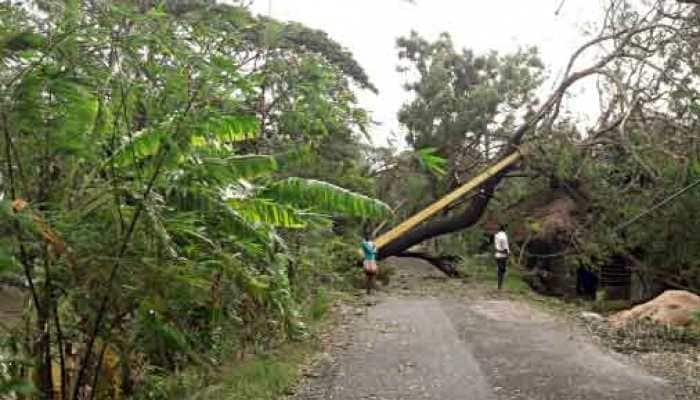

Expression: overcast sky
xmin=250 ymin=0 xmax=606 ymax=147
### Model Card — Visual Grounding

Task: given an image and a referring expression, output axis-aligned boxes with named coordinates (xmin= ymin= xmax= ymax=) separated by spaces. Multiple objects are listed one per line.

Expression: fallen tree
xmin=378 ymin=0 xmax=700 ymax=278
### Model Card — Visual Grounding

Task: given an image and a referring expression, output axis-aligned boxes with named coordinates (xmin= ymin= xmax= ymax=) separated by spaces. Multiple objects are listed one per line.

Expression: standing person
xmin=361 ymin=235 xmax=378 ymax=295
xmin=494 ymin=224 xmax=510 ymax=290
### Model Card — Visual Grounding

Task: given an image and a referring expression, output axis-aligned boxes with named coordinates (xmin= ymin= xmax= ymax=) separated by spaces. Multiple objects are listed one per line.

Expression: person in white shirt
xmin=494 ymin=224 xmax=510 ymax=290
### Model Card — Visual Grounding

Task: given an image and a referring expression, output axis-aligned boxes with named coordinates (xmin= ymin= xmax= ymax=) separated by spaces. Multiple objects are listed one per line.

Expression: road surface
xmin=292 ymin=258 xmax=672 ymax=400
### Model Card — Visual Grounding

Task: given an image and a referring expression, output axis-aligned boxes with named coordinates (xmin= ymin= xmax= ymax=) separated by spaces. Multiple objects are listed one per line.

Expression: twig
xmin=555 ymin=0 xmax=567 ymax=15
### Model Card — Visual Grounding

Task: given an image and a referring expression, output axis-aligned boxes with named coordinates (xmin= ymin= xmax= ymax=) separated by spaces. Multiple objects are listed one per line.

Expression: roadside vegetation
xmin=0 ymin=1 xmax=385 ymax=398
xmin=2 ymin=1 xmax=700 ymax=399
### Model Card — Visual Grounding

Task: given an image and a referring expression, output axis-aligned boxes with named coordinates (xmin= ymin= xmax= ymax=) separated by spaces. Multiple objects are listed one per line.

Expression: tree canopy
xmin=0 ymin=1 xmax=387 ymax=398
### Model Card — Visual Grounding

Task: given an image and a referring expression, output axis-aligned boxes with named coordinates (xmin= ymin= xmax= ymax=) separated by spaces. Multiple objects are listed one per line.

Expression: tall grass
xmin=217 ymin=345 xmax=309 ymax=400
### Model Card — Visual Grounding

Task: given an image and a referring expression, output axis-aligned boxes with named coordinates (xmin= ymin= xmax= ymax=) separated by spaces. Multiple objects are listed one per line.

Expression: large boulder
xmin=609 ymin=290 xmax=700 ymax=328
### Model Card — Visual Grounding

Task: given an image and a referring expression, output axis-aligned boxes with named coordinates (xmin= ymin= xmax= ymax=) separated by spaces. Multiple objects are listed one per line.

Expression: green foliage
xmin=0 ymin=247 xmax=18 ymax=275
xmin=2 ymin=30 xmax=45 ymax=53
xmin=218 ymin=353 xmax=299 ymax=400
xmin=205 ymin=155 xmax=278 ymax=180
xmin=690 ymin=101 xmax=700 ymax=116
xmin=458 ymin=256 xmax=530 ymax=295
xmin=202 ymin=115 xmax=261 ymax=143
xmin=0 ymin=336 xmax=34 ymax=397
xmin=228 ymin=198 xmax=308 ymax=229
xmin=397 ymin=32 xmax=542 ymax=155
xmin=0 ymin=1 xmax=384 ymax=397
xmin=416 ymin=147 xmax=448 ymax=176
xmin=0 ymin=379 xmax=35 ymax=397
xmin=263 ymin=19 xmax=377 ymax=93
xmin=378 ymin=32 xmax=544 ymax=219
xmin=135 ymin=311 xmax=191 ymax=369
xmin=264 ymin=177 xmax=391 ymax=219
xmin=309 ymin=288 xmax=330 ymax=321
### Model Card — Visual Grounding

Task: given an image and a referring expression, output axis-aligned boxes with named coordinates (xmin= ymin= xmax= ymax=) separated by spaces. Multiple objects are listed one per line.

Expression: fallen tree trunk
xmin=378 ymin=180 xmax=499 ymax=260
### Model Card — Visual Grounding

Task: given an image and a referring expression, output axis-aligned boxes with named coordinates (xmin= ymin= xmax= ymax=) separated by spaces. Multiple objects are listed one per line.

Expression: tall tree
xmin=378 ymin=32 xmax=542 ymax=260
xmin=0 ymin=1 xmax=387 ymax=397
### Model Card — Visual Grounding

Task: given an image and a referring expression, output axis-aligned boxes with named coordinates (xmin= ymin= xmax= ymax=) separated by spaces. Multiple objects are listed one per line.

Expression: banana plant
xmin=0 ymin=2 xmax=389 ymax=397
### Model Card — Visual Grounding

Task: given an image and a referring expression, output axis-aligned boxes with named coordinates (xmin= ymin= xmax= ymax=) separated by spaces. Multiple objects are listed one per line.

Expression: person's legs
xmin=364 ymin=260 xmax=377 ymax=294
xmin=496 ymin=258 xmax=507 ymax=290
xmin=366 ymin=272 xmax=376 ymax=294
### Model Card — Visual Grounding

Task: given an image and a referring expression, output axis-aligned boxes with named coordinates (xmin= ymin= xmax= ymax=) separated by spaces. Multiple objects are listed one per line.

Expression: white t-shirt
xmin=494 ymin=230 xmax=509 ymax=258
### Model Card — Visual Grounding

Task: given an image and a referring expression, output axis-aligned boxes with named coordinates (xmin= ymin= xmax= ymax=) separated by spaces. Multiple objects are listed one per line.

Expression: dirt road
xmin=292 ymin=258 xmax=672 ymax=400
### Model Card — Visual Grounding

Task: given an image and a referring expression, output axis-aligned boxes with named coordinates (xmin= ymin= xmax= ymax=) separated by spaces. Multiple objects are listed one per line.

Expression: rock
xmin=579 ymin=311 xmax=605 ymax=323
xmin=609 ymin=290 xmax=700 ymax=328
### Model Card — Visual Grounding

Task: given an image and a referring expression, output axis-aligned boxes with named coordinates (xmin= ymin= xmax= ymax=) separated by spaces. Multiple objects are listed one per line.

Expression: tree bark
xmin=378 ymin=175 xmax=502 ymax=259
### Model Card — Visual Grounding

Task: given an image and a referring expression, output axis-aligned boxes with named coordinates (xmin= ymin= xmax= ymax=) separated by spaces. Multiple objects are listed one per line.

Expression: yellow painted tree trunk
xmin=374 ymin=148 xmax=525 ymax=250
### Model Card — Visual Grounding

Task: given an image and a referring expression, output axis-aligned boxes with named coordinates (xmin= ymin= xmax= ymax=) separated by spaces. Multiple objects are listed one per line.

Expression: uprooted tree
xmin=377 ymin=0 xmax=700 ymax=291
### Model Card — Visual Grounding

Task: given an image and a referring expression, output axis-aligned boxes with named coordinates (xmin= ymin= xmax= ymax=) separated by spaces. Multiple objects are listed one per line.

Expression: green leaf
xmin=167 ymin=186 xmax=273 ymax=247
xmin=201 ymin=154 xmax=278 ymax=181
xmin=48 ymin=78 xmax=99 ymax=155
xmin=227 ymin=198 xmax=307 ymax=228
xmin=416 ymin=147 xmax=448 ymax=176
xmin=221 ymin=254 xmax=270 ymax=303
xmin=262 ymin=177 xmax=391 ymax=219
xmin=112 ymin=130 xmax=167 ymax=167
xmin=197 ymin=115 xmax=260 ymax=143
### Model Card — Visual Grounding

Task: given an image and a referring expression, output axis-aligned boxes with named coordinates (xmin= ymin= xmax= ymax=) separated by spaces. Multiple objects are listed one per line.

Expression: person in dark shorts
xmin=494 ymin=224 xmax=510 ymax=290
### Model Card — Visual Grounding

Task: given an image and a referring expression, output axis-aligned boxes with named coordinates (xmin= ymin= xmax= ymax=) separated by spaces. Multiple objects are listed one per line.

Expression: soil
xmin=289 ymin=257 xmax=677 ymax=400
xmin=609 ymin=290 xmax=700 ymax=327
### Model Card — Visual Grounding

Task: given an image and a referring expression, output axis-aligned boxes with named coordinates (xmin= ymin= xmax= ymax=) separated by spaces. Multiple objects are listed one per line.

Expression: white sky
xmin=250 ymin=0 xmax=606 ymax=147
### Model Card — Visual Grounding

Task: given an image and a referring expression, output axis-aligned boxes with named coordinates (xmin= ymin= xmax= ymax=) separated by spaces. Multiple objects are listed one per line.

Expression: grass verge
xmin=458 ymin=256 xmax=530 ymax=295
xmin=208 ymin=289 xmax=350 ymax=400
xmin=214 ymin=341 xmax=315 ymax=400
xmin=136 ymin=288 xmax=347 ymax=400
